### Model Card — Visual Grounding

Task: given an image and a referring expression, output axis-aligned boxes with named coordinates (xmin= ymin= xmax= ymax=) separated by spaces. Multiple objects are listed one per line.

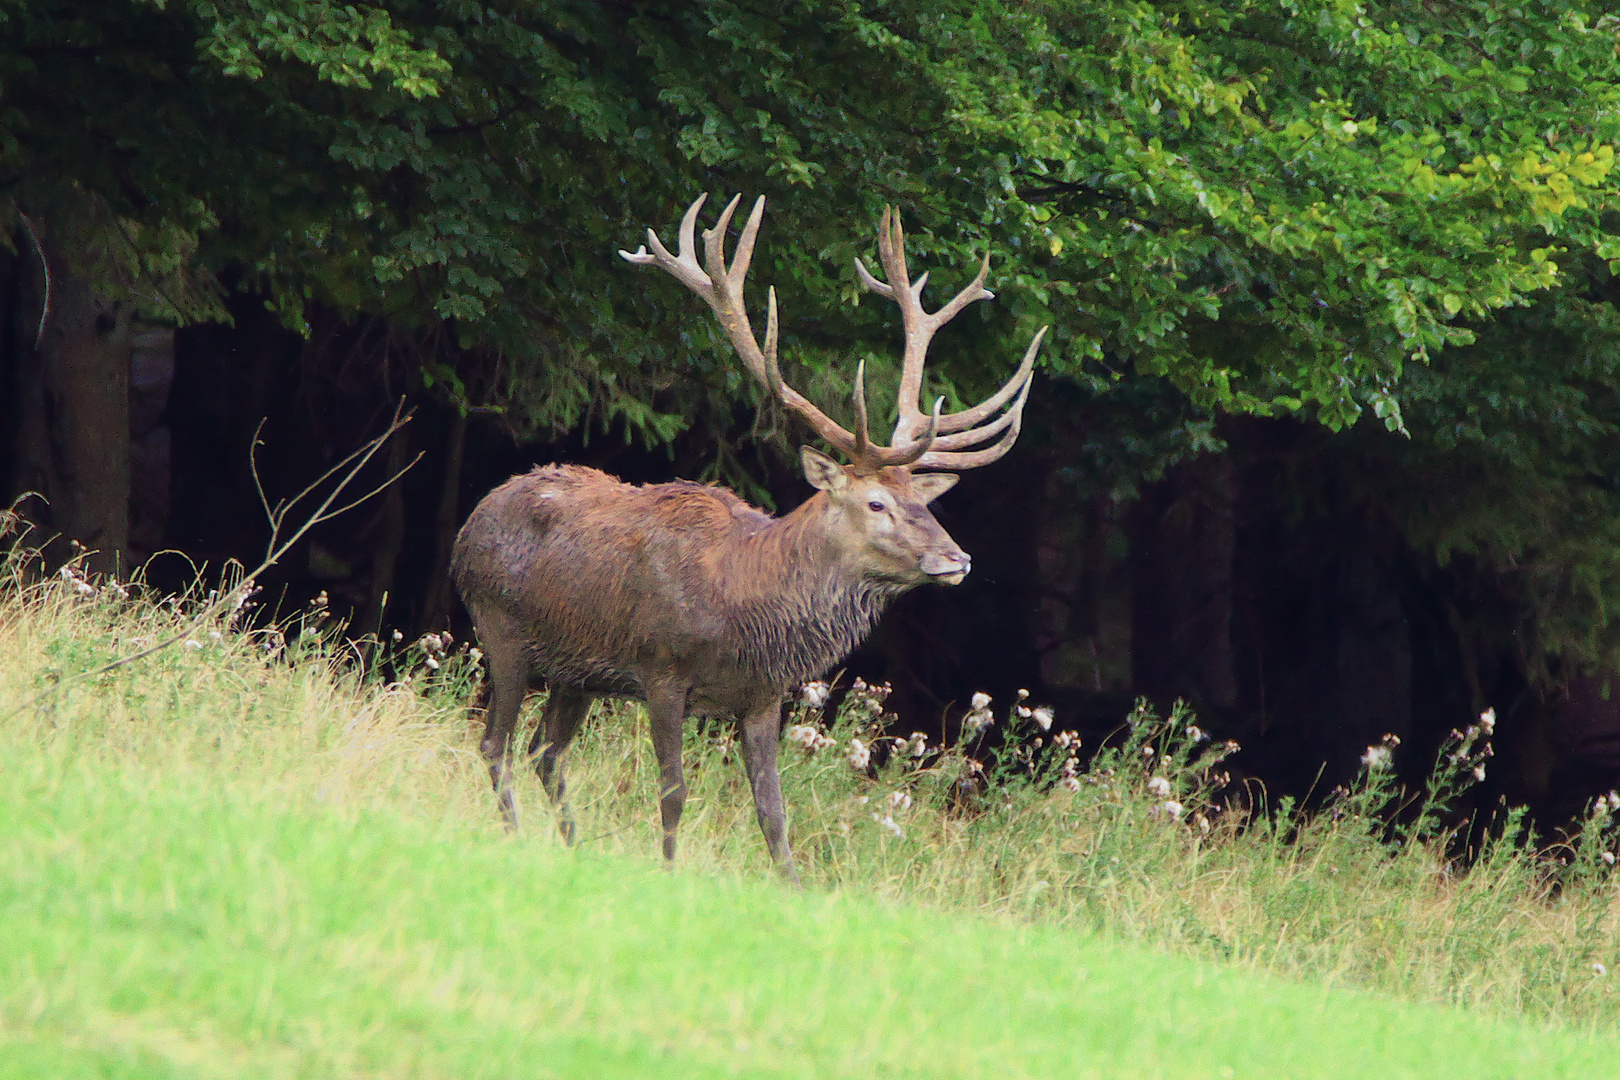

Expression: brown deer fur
xmin=451 ymin=451 xmax=963 ymax=882
xmin=452 ymin=193 xmax=1042 ymax=882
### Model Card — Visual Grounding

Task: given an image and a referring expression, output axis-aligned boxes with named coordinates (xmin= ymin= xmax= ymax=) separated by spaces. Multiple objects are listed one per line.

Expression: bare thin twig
xmin=16 ymin=211 xmax=50 ymax=349
xmin=6 ymin=401 xmax=420 ymax=716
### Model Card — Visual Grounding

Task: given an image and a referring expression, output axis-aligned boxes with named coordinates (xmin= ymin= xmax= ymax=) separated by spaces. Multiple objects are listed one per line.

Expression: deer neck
xmin=724 ymin=492 xmax=906 ymax=686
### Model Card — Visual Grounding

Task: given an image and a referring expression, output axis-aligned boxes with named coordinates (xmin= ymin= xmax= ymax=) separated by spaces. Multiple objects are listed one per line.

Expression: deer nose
xmin=921 ymin=549 xmax=971 ymax=581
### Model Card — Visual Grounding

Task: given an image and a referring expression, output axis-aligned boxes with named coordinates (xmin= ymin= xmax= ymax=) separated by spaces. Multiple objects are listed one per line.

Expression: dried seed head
xmin=847 ymin=738 xmax=871 ymax=771
xmin=971 ymin=691 xmax=992 ymax=710
xmin=1361 ymin=744 xmax=1393 ymax=770
xmin=1146 ymin=776 xmax=1172 ymax=798
xmin=799 ymin=681 xmax=831 ymax=708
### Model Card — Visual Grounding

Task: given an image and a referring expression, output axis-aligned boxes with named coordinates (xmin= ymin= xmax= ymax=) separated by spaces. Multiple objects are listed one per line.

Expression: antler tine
xmin=926 ymin=324 xmax=1046 ymax=438
xmin=851 ymin=359 xmax=872 ymax=460
xmin=618 ymin=192 xmax=713 ymax=299
xmin=763 ymin=285 xmax=781 ymax=392
xmin=872 ymin=395 xmax=942 ymax=468
xmin=913 ymin=375 xmax=1031 ymax=471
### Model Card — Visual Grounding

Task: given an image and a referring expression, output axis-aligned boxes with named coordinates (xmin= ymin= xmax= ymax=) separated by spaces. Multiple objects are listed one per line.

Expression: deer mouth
xmin=921 ymin=552 xmax=971 ymax=584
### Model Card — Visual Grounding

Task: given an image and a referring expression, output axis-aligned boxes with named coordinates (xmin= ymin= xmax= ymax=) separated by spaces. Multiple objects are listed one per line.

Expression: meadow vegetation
xmin=4 ymin=524 xmax=1620 ymax=1075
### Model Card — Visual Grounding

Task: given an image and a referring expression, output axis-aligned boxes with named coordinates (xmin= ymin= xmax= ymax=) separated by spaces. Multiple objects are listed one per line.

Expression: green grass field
xmin=4 ymin=552 xmax=1620 ymax=1077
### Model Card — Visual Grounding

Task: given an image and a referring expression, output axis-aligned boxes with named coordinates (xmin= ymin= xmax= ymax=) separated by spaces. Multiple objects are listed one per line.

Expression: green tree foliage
xmin=6 ymin=1 xmax=1620 ymax=663
xmin=6 ymin=1 xmax=1618 ymax=430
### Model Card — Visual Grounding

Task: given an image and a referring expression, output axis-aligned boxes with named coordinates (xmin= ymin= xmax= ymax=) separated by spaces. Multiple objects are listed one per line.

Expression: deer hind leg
xmin=644 ymin=684 xmax=690 ymax=863
xmin=739 ymin=702 xmax=801 ymax=885
xmin=527 ymin=687 xmax=591 ymax=844
xmin=479 ymin=640 xmax=530 ymax=830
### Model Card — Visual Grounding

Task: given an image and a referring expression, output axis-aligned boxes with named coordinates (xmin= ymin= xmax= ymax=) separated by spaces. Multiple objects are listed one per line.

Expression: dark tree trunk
xmin=418 ymin=407 xmax=468 ymax=631
xmin=10 ymin=212 xmax=131 ymax=576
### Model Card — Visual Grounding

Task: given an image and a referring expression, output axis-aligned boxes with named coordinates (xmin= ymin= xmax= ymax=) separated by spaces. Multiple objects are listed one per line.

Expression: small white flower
xmin=971 ymin=691 xmax=992 ymax=711
xmin=1032 ymin=706 xmax=1054 ymax=731
xmin=1060 ymin=776 xmax=1081 ymax=792
xmin=1185 ymin=725 xmax=1207 ymax=743
xmin=872 ymin=813 xmax=906 ymax=839
xmin=183 ymin=639 xmax=202 ymax=651
xmin=207 ymin=630 xmax=223 ymax=644
xmin=962 ymin=708 xmax=994 ymax=735
xmin=425 ymin=656 xmax=440 ymax=670
xmin=1141 ymin=746 xmax=1155 ymax=758
xmin=799 ymin=681 xmax=830 ymax=708
xmin=1602 ymin=852 xmax=1616 ymax=867
xmin=1016 ymin=705 xmax=1032 ymax=719
xmin=469 ymin=647 xmax=483 ymax=665
xmin=1016 ymin=688 xmax=1030 ymax=701
xmin=1361 ymin=745 xmax=1393 ymax=770
xmin=1194 ymin=813 xmax=1212 ymax=835
xmin=1146 ymin=776 xmax=1172 ymax=798
xmin=907 ymin=732 xmax=928 ymax=759
xmin=889 ymin=790 xmax=912 ymax=812
xmin=1161 ymin=800 xmax=1184 ymax=819
xmin=1479 ymin=707 xmax=1496 ymax=735
xmin=847 ymin=738 xmax=871 ymax=771
xmin=391 ymin=629 xmax=404 ymax=643
xmin=421 ymin=633 xmax=443 ymax=654
xmin=74 ymin=581 xmax=97 ymax=598
xmin=1594 ymin=962 xmax=1608 ymax=977
xmin=1471 ymin=765 xmax=1486 ymax=782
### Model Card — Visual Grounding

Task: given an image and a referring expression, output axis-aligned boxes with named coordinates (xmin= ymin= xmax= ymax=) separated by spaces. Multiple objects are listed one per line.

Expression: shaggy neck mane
xmin=719 ymin=493 xmax=904 ymax=687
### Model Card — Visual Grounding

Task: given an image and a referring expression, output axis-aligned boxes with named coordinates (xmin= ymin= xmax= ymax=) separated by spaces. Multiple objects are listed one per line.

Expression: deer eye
xmin=867 ymin=500 xmax=886 ymax=512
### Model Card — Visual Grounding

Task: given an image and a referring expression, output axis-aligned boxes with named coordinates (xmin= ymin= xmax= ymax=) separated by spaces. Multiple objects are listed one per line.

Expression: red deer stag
xmin=451 ymin=194 xmax=1045 ymax=881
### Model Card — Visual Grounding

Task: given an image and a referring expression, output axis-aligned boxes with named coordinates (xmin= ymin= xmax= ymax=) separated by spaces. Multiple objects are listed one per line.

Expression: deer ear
xmin=801 ymin=446 xmax=849 ymax=491
xmin=910 ymin=472 xmax=959 ymax=503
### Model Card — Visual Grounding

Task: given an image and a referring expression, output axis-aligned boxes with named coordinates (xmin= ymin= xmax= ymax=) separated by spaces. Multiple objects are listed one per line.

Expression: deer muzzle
xmin=921 ymin=549 xmax=971 ymax=585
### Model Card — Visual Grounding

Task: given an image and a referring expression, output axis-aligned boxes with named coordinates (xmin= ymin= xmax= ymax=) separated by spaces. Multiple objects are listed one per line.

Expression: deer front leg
xmin=478 ymin=641 xmax=529 ymax=830
xmin=527 ymin=688 xmax=592 ymax=844
xmin=644 ymin=684 xmax=690 ymax=862
xmin=739 ymin=701 xmax=801 ymax=885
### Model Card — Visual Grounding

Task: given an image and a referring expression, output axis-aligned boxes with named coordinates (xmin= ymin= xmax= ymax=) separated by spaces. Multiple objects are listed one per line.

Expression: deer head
xmin=620 ymin=194 xmax=1046 ymax=584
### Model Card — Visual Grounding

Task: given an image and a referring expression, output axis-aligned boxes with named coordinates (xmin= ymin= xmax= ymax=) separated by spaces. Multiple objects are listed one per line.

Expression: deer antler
xmin=854 ymin=207 xmax=1046 ymax=470
xmin=621 ymin=194 xmax=1042 ymax=473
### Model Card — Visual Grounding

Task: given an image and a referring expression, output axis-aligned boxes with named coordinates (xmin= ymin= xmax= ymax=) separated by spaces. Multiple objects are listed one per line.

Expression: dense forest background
xmin=7 ymin=0 xmax=1620 ymax=819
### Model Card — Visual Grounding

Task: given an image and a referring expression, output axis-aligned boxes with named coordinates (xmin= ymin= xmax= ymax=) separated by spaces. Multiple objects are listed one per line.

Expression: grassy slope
xmin=2 ymin=743 xmax=1613 ymax=1080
